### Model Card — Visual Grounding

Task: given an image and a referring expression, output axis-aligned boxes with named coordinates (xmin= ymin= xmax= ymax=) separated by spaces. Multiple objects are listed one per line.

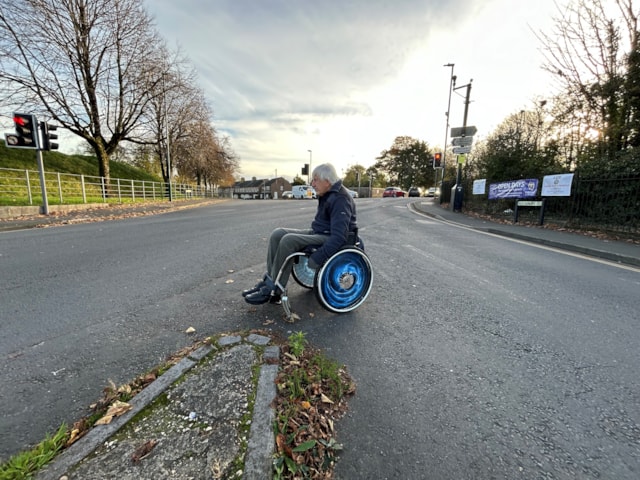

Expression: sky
xmin=144 ymin=0 xmax=562 ymax=181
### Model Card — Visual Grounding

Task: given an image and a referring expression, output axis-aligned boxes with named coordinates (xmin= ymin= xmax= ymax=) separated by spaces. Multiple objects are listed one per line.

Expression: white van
xmin=292 ymin=185 xmax=317 ymax=199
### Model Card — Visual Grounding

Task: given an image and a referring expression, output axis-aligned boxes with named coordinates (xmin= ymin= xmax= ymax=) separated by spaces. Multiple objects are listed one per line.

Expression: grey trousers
xmin=267 ymin=228 xmax=329 ymax=289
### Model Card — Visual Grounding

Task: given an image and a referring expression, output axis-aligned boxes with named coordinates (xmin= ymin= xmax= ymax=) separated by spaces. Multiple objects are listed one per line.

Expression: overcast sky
xmin=145 ymin=0 xmax=562 ymax=181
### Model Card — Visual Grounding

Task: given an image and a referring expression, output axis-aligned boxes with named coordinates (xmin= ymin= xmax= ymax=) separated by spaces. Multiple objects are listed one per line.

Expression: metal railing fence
xmin=0 ymin=167 xmax=215 ymax=207
xmin=460 ymin=174 xmax=640 ymax=235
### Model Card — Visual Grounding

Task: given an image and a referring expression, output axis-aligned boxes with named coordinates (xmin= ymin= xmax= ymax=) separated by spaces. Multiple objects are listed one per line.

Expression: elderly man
xmin=243 ymin=163 xmax=358 ymax=305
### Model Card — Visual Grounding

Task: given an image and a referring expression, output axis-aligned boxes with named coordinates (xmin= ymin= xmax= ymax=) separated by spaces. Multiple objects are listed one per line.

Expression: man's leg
xmin=243 ymin=227 xmax=303 ymax=297
xmin=270 ymin=231 xmax=328 ymax=290
xmin=245 ymin=230 xmax=327 ymax=305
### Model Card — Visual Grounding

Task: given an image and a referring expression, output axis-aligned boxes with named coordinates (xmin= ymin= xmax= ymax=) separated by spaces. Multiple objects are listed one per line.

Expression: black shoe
xmin=244 ymin=287 xmax=273 ymax=305
xmin=242 ymin=281 xmax=265 ymax=297
xmin=269 ymin=294 xmax=282 ymax=305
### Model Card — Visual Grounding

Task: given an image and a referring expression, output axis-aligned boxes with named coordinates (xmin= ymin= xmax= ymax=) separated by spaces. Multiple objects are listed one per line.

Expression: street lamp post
xmin=307 ymin=149 xmax=312 ymax=184
xmin=442 ymin=63 xmax=456 ymax=190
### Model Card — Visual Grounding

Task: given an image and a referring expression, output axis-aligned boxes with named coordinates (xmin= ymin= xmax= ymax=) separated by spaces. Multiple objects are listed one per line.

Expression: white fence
xmin=0 ymin=167 xmax=214 ymax=207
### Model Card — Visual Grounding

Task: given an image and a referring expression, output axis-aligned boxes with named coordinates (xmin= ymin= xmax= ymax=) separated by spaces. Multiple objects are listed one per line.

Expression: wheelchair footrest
xmin=280 ymin=293 xmax=295 ymax=322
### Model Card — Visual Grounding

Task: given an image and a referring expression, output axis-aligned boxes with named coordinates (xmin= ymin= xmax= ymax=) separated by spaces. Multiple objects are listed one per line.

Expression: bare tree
xmin=472 ymin=106 xmax=561 ymax=181
xmin=0 ymin=0 xmax=166 ymax=184
xmin=536 ymin=0 xmax=639 ymax=157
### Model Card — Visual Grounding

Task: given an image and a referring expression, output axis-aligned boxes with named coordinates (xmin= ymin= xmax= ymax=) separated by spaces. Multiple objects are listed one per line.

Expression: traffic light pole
xmin=5 ymin=113 xmax=59 ymax=215
xmin=36 ymin=149 xmax=49 ymax=215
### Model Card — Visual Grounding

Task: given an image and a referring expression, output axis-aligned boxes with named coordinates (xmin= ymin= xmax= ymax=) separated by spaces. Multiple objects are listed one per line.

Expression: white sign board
xmin=541 ymin=173 xmax=574 ymax=196
xmin=452 ymin=136 xmax=473 ymax=147
xmin=453 ymin=146 xmax=471 ymax=154
xmin=473 ymin=179 xmax=486 ymax=195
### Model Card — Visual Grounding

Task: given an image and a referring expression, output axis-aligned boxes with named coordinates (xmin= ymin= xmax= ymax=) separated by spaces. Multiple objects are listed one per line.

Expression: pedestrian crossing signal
xmin=8 ymin=113 xmax=38 ymax=148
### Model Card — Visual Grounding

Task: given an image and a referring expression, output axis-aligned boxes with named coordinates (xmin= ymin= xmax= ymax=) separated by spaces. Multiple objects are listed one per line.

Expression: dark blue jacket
xmin=310 ymin=180 xmax=357 ymax=266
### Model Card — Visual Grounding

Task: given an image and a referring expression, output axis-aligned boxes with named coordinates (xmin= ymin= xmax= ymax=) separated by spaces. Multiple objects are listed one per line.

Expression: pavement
xmin=2 ymin=198 xmax=638 ymax=480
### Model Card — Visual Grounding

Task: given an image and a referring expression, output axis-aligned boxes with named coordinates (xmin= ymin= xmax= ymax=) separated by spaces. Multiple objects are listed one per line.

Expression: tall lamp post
xmin=442 ymin=63 xmax=456 ymax=190
xmin=307 ymin=149 xmax=312 ymax=184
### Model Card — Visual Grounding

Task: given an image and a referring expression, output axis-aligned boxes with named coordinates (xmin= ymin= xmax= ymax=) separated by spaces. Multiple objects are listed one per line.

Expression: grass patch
xmin=0 ymin=425 xmax=68 ymax=480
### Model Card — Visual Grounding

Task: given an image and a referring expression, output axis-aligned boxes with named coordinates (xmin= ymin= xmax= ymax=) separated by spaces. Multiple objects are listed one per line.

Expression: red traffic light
xmin=14 ymin=115 xmax=28 ymax=126
xmin=9 ymin=113 xmax=38 ymax=149
xmin=434 ymin=152 xmax=442 ymax=168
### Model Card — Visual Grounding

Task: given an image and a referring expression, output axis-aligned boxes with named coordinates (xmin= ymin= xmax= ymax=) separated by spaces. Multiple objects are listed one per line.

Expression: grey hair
xmin=312 ymin=163 xmax=340 ymax=184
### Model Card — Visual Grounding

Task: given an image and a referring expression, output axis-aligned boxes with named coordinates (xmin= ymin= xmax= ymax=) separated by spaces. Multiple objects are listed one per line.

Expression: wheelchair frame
xmin=273 ymin=243 xmax=373 ymax=322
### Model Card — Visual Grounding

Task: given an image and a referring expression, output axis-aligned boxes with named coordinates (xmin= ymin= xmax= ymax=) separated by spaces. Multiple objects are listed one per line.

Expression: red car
xmin=383 ymin=186 xmax=405 ymax=197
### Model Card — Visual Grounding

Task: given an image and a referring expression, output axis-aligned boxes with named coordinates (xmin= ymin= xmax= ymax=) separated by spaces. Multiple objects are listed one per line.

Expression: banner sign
xmin=488 ymin=179 xmax=538 ymax=200
xmin=541 ymin=173 xmax=574 ymax=197
xmin=473 ymin=179 xmax=486 ymax=195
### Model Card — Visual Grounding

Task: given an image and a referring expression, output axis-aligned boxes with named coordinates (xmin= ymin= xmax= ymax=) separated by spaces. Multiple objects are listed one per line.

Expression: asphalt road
xmin=1 ymin=198 xmax=639 ymax=479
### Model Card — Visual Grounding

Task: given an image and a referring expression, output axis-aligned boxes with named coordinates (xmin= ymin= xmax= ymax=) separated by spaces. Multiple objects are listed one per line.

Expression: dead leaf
xmin=131 ymin=439 xmax=158 ymax=463
xmin=117 ymin=384 xmax=132 ymax=395
xmin=66 ymin=429 xmax=81 ymax=446
xmin=301 ymin=400 xmax=311 ymax=409
xmin=95 ymin=400 xmax=132 ymax=425
xmin=185 ymin=326 xmax=196 ymax=334
xmin=320 ymin=393 xmax=334 ymax=404
xmin=284 ymin=312 xmax=301 ymax=323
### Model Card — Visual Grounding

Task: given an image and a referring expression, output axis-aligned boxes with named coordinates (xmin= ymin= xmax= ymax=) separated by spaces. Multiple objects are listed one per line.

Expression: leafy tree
xmin=292 ymin=175 xmax=306 ymax=186
xmin=374 ymin=136 xmax=434 ymax=189
xmin=343 ymin=165 xmax=367 ymax=187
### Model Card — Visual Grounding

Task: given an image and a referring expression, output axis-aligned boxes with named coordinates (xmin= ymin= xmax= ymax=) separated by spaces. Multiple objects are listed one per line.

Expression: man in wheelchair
xmin=243 ymin=163 xmax=358 ymax=305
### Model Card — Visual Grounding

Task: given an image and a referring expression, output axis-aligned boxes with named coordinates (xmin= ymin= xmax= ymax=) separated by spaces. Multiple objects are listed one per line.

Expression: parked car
xmin=346 ymin=189 xmax=359 ymax=198
xmin=382 ymin=186 xmax=405 ymax=198
xmin=426 ymin=187 xmax=438 ymax=197
xmin=282 ymin=191 xmax=293 ymax=199
xmin=292 ymin=185 xmax=317 ymax=199
xmin=408 ymin=187 xmax=422 ymax=197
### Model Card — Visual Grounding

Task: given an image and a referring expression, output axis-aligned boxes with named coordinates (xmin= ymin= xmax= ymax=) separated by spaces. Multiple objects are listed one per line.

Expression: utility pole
xmin=452 ymin=79 xmax=472 ymax=212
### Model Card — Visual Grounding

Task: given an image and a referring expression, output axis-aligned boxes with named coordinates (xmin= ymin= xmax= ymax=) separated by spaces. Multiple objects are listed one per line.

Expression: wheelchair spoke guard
xmin=314 ymin=247 xmax=373 ymax=313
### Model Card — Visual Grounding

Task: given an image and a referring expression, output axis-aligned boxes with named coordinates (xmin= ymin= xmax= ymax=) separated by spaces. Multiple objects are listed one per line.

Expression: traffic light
xmin=433 ymin=152 xmax=442 ymax=168
xmin=301 ymin=163 xmax=309 ymax=176
xmin=6 ymin=113 xmax=38 ymax=148
xmin=40 ymin=122 xmax=59 ymax=151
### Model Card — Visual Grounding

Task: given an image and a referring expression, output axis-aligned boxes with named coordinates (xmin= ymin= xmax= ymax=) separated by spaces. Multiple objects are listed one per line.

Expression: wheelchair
xmin=273 ymin=234 xmax=373 ymax=322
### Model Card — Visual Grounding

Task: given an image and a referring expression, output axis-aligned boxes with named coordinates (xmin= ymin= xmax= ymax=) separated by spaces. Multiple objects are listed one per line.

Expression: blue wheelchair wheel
xmin=291 ymin=255 xmax=315 ymax=289
xmin=314 ymin=247 xmax=373 ymax=313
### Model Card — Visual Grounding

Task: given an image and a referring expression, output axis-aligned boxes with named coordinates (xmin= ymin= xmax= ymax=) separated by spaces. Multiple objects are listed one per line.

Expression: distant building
xmin=229 ymin=177 xmax=292 ymax=199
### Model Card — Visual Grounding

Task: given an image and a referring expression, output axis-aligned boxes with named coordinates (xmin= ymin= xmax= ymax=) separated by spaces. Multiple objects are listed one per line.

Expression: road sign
xmin=450 ymin=125 xmax=477 ymax=137
xmin=453 ymin=146 xmax=471 ymax=154
xmin=451 ymin=136 xmax=473 ymax=147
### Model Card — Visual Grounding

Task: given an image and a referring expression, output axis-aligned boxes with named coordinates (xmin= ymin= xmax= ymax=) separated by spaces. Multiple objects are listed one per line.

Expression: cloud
xmin=146 ymin=0 xmax=561 ymax=180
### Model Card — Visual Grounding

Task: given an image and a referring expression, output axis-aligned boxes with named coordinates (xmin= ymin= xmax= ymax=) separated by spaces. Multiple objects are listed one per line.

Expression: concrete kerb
xmin=410 ymin=201 xmax=640 ymax=268
xmin=36 ymin=333 xmax=279 ymax=480
xmin=485 ymin=228 xmax=640 ymax=268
